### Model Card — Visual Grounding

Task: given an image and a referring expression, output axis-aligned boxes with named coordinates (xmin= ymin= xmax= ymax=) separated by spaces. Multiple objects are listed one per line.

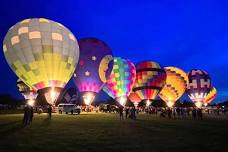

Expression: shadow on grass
xmin=0 ymin=121 xmax=24 ymax=138
xmin=41 ymin=118 xmax=51 ymax=126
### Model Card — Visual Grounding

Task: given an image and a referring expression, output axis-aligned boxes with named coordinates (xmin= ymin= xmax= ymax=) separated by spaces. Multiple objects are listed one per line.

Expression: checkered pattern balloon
xmin=186 ymin=69 xmax=211 ymax=103
xmin=204 ymin=87 xmax=216 ymax=104
xmin=73 ymin=38 xmax=113 ymax=93
xmin=103 ymin=57 xmax=136 ymax=98
xmin=3 ymin=18 xmax=79 ymax=90
xmin=159 ymin=67 xmax=188 ymax=106
xmin=17 ymin=79 xmax=38 ymax=100
xmin=133 ymin=61 xmax=166 ymax=100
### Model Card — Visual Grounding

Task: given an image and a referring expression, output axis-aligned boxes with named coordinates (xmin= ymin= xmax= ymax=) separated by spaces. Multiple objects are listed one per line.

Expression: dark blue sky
xmin=0 ymin=0 xmax=227 ymax=102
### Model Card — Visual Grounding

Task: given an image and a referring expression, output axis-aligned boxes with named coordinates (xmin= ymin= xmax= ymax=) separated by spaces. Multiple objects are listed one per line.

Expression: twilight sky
xmin=0 ymin=0 xmax=227 ymax=103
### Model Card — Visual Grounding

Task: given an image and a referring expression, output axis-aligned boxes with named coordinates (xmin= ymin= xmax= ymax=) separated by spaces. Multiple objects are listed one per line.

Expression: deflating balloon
xmin=3 ymin=18 xmax=79 ymax=105
xmin=159 ymin=67 xmax=188 ymax=108
xmin=17 ymin=78 xmax=38 ymax=100
xmin=57 ymin=87 xmax=79 ymax=104
xmin=186 ymin=69 xmax=211 ymax=108
xmin=133 ymin=61 xmax=166 ymax=105
xmin=103 ymin=57 xmax=136 ymax=106
xmin=73 ymin=38 xmax=113 ymax=105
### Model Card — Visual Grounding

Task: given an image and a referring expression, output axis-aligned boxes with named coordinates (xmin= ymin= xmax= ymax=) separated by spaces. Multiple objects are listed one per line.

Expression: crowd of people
xmin=119 ymin=106 xmax=137 ymax=120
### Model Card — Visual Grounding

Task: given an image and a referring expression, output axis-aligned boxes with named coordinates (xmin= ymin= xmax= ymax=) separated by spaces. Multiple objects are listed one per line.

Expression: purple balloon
xmin=186 ymin=69 xmax=211 ymax=103
xmin=73 ymin=38 xmax=113 ymax=94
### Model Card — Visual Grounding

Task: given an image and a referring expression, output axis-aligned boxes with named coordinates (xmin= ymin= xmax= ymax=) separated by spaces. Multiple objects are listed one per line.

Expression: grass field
xmin=0 ymin=113 xmax=228 ymax=152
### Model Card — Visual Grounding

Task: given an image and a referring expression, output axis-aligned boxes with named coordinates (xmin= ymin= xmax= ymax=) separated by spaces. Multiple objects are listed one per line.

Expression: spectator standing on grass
xmin=167 ymin=108 xmax=172 ymax=119
xmin=23 ymin=105 xmax=29 ymax=126
xmin=119 ymin=106 xmax=124 ymax=120
xmin=125 ymin=107 xmax=129 ymax=119
xmin=197 ymin=108 xmax=203 ymax=120
xmin=176 ymin=107 xmax=180 ymax=118
xmin=192 ymin=108 xmax=197 ymax=120
xmin=173 ymin=108 xmax=176 ymax=119
xmin=47 ymin=105 xmax=52 ymax=119
xmin=29 ymin=106 xmax=34 ymax=124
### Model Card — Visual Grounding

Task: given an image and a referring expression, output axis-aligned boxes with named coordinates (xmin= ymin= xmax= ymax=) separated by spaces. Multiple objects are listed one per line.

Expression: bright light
xmin=117 ymin=96 xmax=127 ymax=107
xmin=203 ymin=103 xmax=208 ymax=107
xmin=83 ymin=92 xmax=95 ymax=106
xmin=44 ymin=87 xmax=60 ymax=105
xmin=195 ymin=101 xmax=202 ymax=108
xmin=50 ymin=88 xmax=56 ymax=103
xmin=27 ymin=99 xmax=35 ymax=106
xmin=146 ymin=99 xmax=151 ymax=107
xmin=133 ymin=102 xmax=139 ymax=108
xmin=167 ymin=101 xmax=174 ymax=108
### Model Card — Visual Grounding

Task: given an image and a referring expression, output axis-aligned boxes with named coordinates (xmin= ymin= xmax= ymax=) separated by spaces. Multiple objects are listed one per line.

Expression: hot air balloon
xmin=17 ymin=79 xmax=38 ymax=106
xmin=73 ymin=38 xmax=113 ymax=106
xmin=133 ymin=61 xmax=166 ymax=106
xmin=159 ymin=67 xmax=188 ymax=108
xmin=3 ymin=18 xmax=79 ymax=105
xmin=204 ymin=87 xmax=217 ymax=106
xmin=186 ymin=69 xmax=211 ymax=108
xmin=103 ymin=57 xmax=136 ymax=106
xmin=57 ymin=87 xmax=79 ymax=105
xmin=129 ymin=92 xmax=141 ymax=108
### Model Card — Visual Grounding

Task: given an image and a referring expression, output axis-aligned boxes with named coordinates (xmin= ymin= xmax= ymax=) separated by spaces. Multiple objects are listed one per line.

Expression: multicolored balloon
xmin=3 ymin=18 xmax=79 ymax=105
xmin=73 ymin=38 xmax=113 ymax=105
xmin=133 ymin=61 xmax=166 ymax=106
xmin=103 ymin=57 xmax=136 ymax=106
xmin=204 ymin=87 xmax=217 ymax=106
xmin=129 ymin=92 xmax=142 ymax=108
xmin=186 ymin=69 xmax=211 ymax=108
xmin=17 ymin=79 xmax=38 ymax=100
xmin=159 ymin=67 xmax=188 ymax=108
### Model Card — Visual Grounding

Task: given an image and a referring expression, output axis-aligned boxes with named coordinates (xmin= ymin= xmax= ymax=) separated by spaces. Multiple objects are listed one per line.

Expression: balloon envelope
xmin=133 ymin=61 xmax=166 ymax=101
xmin=204 ymin=87 xmax=216 ymax=104
xmin=4 ymin=18 xmax=79 ymax=90
xmin=129 ymin=92 xmax=142 ymax=107
xmin=17 ymin=79 xmax=38 ymax=100
xmin=103 ymin=57 xmax=136 ymax=98
xmin=73 ymin=38 xmax=113 ymax=94
xmin=4 ymin=18 xmax=79 ymax=104
xmin=186 ymin=69 xmax=211 ymax=106
xmin=56 ymin=87 xmax=79 ymax=105
xmin=73 ymin=38 xmax=113 ymax=106
xmin=159 ymin=67 xmax=188 ymax=107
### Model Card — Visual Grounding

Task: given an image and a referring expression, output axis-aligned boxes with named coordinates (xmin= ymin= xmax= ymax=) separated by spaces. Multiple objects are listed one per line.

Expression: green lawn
xmin=0 ymin=113 xmax=228 ymax=152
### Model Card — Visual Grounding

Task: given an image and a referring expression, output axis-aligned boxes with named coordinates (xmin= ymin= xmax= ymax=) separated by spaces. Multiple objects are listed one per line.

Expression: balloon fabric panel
xmin=103 ymin=57 xmax=136 ymax=98
xmin=186 ymin=69 xmax=211 ymax=103
xmin=133 ymin=61 xmax=166 ymax=100
xmin=159 ymin=67 xmax=188 ymax=104
xmin=3 ymin=18 xmax=79 ymax=90
xmin=74 ymin=38 xmax=113 ymax=93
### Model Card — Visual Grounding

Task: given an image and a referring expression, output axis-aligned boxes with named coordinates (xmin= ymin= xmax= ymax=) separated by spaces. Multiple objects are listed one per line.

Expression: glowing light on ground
xmin=146 ymin=100 xmax=151 ymax=107
xmin=167 ymin=101 xmax=174 ymax=108
xmin=195 ymin=101 xmax=203 ymax=108
xmin=27 ymin=99 xmax=35 ymax=106
xmin=83 ymin=93 xmax=95 ymax=106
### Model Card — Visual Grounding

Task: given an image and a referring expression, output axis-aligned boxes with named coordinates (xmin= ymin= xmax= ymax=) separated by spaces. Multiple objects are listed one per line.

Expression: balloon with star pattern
xmin=73 ymin=38 xmax=113 ymax=105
